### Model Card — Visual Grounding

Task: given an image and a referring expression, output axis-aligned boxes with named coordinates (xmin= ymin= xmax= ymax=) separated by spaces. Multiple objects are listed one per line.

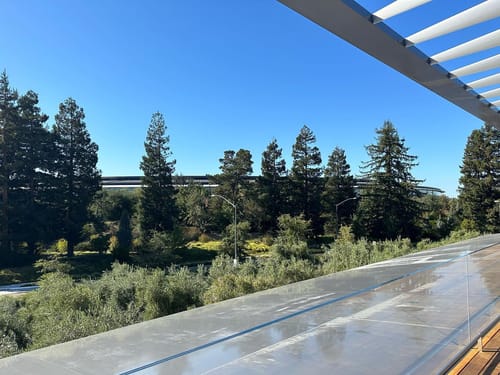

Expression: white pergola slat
xmin=492 ymin=99 xmax=500 ymax=107
xmin=407 ymin=0 xmax=500 ymax=45
xmin=278 ymin=0 xmax=500 ymax=128
xmin=373 ymin=0 xmax=431 ymax=22
xmin=431 ymin=29 xmax=500 ymax=63
xmin=480 ymin=87 xmax=500 ymax=99
xmin=451 ymin=55 xmax=500 ymax=77
xmin=467 ymin=73 xmax=500 ymax=90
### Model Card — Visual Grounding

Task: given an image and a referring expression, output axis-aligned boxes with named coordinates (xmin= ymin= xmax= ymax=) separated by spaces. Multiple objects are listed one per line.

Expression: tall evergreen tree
xmin=258 ymin=138 xmax=287 ymax=232
xmin=10 ymin=90 xmax=56 ymax=251
xmin=53 ymin=98 xmax=101 ymax=256
xmin=322 ymin=147 xmax=356 ymax=233
xmin=0 ymin=71 xmax=18 ymax=252
xmin=213 ymin=149 xmax=253 ymax=206
xmin=418 ymin=194 xmax=458 ymax=240
xmin=211 ymin=149 xmax=253 ymax=232
xmin=458 ymin=124 xmax=500 ymax=232
xmin=113 ymin=210 xmax=132 ymax=262
xmin=290 ymin=125 xmax=323 ymax=235
xmin=139 ymin=112 xmax=177 ymax=237
xmin=176 ymin=183 xmax=211 ymax=233
xmin=353 ymin=121 xmax=422 ymax=240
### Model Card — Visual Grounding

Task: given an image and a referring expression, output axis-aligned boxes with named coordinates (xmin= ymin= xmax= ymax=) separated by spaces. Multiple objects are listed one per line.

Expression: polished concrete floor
xmin=0 ymin=235 xmax=499 ymax=374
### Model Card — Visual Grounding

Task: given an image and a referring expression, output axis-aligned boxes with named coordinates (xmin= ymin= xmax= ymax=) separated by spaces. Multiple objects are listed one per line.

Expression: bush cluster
xmin=0 ymin=228 xmax=480 ymax=358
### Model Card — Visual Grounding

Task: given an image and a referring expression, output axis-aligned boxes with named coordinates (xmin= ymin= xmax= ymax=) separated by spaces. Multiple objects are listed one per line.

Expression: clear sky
xmin=1 ymin=0 xmax=496 ymax=197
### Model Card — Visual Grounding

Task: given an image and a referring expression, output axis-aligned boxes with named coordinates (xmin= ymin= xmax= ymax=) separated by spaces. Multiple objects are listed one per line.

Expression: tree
xmin=418 ymin=194 xmax=458 ymax=240
xmin=139 ymin=112 xmax=177 ymax=238
xmin=220 ymin=220 xmax=250 ymax=259
xmin=112 ymin=210 xmax=132 ymax=262
xmin=322 ymin=147 xmax=356 ymax=233
xmin=458 ymin=124 xmax=500 ymax=232
xmin=53 ymin=98 xmax=101 ymax=256
xmin=353 ymin=121 xmax=422 ymax=240
xmin=213 ymin=149 xmax=253 ymax=206
xmin=176 ymin=183 xmax=211 ymax=233
xmin=211 ymin=149 xmax=253 ymax=231
xmin=9 ymin=90 xmax=55 ymax=252
xmin=290 ymin=125 xmax=323 ymax=235
xmin=0 ymin=71 xmax=18 ymax=252
xmin=258 ymin=138 xmax=287 ymax=232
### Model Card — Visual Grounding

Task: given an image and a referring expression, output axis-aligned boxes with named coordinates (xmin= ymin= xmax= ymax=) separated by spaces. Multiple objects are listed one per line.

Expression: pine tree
xmin=139 ymin=112 xmax=177 ymax=237
xmin=258 ymin=138 xmax=287 ymax=231
xmin=322 ymin=147 xmax=356 ymax=233
xmin=176 ymin=183 xmax=211 ymax=233
xmin=10 ymin=90 xmax=55 ymax=252
xmin=113 ymin=210 xmax=132 ymax=262
xmin=0 ymin=71 xmax=18 ymax=252
xmin=290 ymin=125 xmax=323 ymax=235
xmin=458 ymin=124 xmax=500 ymax=232
xmin=354 ymin=121 xmax=422 ymax=240
xmin=213 ymin=149 xmax=253 ymax=206
xmin=53 ymin=98 xmax=101 ymax=256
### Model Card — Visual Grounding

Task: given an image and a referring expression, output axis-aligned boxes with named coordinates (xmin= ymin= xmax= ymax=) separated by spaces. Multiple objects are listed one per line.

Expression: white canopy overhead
xmin=278 ymin=0 xmax=500 ymax=127
xmin=480 ymin=87 xmax=500 ymax=99
xmin=373 ymin=0 xmax=431 ymax=22
xmin=406 ymin=0 xmax=500 ymax=45
xmin=467 ymin=73 xmax=500 ymax=90
xmin=431 ymin=30 xmax=500 ymax=64
xmin=451 ymin=55 xmax=500 ymax=78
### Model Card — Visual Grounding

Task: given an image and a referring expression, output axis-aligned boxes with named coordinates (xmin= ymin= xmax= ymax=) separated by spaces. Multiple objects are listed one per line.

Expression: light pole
xmin=335 ymin=197 xmax=357 ymax=236
xmin=211 ymin=194 xmax=238 ymax=265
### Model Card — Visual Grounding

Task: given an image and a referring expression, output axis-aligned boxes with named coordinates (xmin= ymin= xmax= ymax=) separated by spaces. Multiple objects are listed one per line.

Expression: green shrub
xmin=182 ymin=227 xmax=201 ymax=242
xmin=271 ymin=215 xmax=311 ymax=259
xmin=0 ymin=232 xmax=483 ymax=359
xmin=416 ymin=238 xmax=432 ymax=250
xmin=167 ymin=266 xmax=208 ymax=312
xmin=0 ymin=297 xmax=31 ymax=358
xmin=202 ymin=273 xmax=255 ymax=304
xmin=90 ymin=234 xmax=110 ymax=253
xmin=208 ymin=254 xmax=237 ymax=280
xmin=34 ymin=257 xmax=73 ymax=275
xmin=148 ymin=229 xmax=184 ymax=254
xmin=262 ymin=234 xmax=274 ymax=246
xmin=321 ymin=240 xmax=371 ymax=274
xmin=54 ymin=239 xmax=68 ymax=254
xmin=449 ymin=229 xmax=480 ymax=242
xmin=337 ymin=225 xmax=355 ymax=244
xmin=255 ymin=257 xmax=317 ymax=289
xmin=198 ymin=233 xmax=212 ymax=243
xmin=134 ymin=268 xmax=171 ymax=320
xmin=460 ymin=219 xmax=477 ymax=232
xmin=74 ymin=241 xmax=91 ymax=252
xmin=246 ymin=239 xmax=270 ymax=253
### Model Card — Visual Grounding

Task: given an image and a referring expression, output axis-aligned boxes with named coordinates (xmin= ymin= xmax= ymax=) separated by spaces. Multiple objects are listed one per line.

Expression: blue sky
xmin=1 ymin=0 xmax=494 ymax=197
